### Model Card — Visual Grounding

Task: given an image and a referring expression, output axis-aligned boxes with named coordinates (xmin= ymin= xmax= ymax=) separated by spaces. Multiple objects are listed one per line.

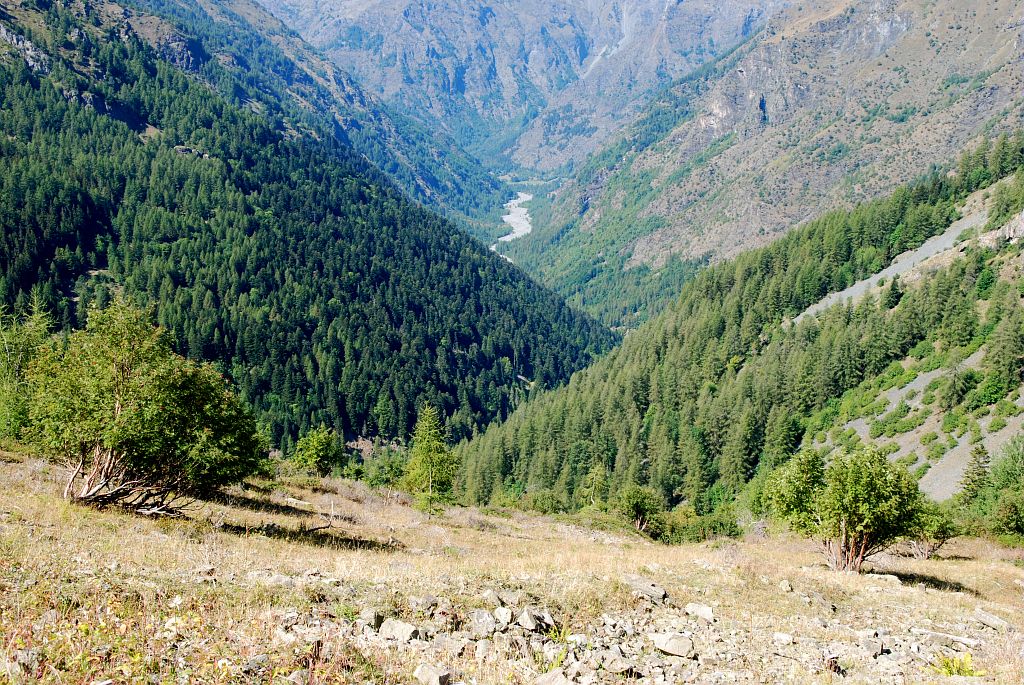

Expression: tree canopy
xmin=26 ymin=300 xmax=265 ymax=513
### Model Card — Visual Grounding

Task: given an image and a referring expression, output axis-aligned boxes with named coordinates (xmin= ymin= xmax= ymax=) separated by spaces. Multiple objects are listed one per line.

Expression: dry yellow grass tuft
xmin=0 ymin=457 xmax=1021 ymax=684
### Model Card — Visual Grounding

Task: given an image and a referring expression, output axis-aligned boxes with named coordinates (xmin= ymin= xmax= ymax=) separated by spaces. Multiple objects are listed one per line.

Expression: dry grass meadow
xmin=0 ymin=451 xmax=1021 ymax=684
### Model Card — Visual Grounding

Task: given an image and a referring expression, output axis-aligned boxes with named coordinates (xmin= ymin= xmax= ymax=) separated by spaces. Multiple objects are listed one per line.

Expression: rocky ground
xmin=0 ymin=453 xmax=1021 ymax=684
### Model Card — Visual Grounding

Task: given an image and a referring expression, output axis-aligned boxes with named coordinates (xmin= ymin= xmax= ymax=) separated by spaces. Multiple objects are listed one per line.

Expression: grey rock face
xmin=255 ymin=0 xmax=785 ymax=169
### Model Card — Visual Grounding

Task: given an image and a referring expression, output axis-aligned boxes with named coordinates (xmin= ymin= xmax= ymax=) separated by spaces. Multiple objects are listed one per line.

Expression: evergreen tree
xmin=404 ymin=405 xmax=459 ymax=510
xmin=882 ymin=276 xmax=903 ymax=309
xmin=958 ymin=445 xmax=991 ymax=504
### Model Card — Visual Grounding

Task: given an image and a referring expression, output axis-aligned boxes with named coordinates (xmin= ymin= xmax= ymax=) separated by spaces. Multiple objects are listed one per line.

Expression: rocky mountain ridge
xmin=256 ymin=0 xmax=787 ymax=169
xmin=512 ymin=0 xmax=1024 ymax=320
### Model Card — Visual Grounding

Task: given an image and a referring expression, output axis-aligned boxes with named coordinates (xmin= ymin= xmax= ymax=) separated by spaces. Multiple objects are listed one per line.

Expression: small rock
xmin=359 ymin=608 xmax=384 ymax=631
xmin=773 ymin=632 xmax=794 ymax=645
xmin=685 ymin=603 xmax=714 ymax=623
xmin=518 ymin=608 xmax=546 ymax=632
xmin=480 ymin=589 xmax=503 ymax=607
xmin=285 ymin=669 xmax=309 ymax=685
xmin=974 ymin=608 xmax=1012 ymax=633
xmin=778 ymin=579 xmax=793 ymax=593
xmin=498 ymin=589 xmax=523 ymax=607
xmin=861 ymin=638 xmax=886 ymax=658
xmin=468 ymin=609 xmax=497 ymax=639
xmin=624 ymin=575 xmax=668 ymax=603
xmin=475 ymin=639 xmax=492 ymax=661
xmin=864 ymin=573 xmax=901 ymax=585
xmin=409 ymin=595 xmax=439 ymax=613
xmin=535 ymin=671 xmax=573 ymax=685
xmin=13 ymin=649 xmax=39 ymax=674
xmin=241 ymin=654 xmax=269 ymax=675
xmin=413 ymin=663 xmax=451 ymax=685
xmin=379 ymin=618 xmax=420 ymax=642
xmin=542 ymin=640 xmax=565 ymax=664
xmin=652 ymin=633 xmax=695 ymax=658
xmin=603 ymin=654 xmax=637 ymax=675
xmin=494 ymin=606 xmax=513 ymax=626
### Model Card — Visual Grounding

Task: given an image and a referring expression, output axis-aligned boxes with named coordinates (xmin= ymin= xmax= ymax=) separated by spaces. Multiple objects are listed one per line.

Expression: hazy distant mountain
xmin=256 ymin=0 xmax=786 ymax=170
xmin=506 ymin=0 xmax=1024 ymax=323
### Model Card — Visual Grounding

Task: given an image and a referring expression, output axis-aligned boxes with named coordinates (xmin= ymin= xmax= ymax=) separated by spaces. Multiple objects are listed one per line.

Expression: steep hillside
xmin=257 ymin=0 xmax=785 ymax=170
xmin=510 ymin=0 xmax=1024 ymax=323
xmin=0 ymin=0 xmax=615 ymax=447
xmin=457 ymin=138 xmax=1024 ymax=515
xmin=132 ymin=0 xmax=510 ymax=236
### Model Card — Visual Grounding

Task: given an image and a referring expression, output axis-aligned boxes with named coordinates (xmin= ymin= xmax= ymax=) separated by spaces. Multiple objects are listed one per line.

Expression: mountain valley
xmin=2 ymin=0 xmax=1024 ymax=683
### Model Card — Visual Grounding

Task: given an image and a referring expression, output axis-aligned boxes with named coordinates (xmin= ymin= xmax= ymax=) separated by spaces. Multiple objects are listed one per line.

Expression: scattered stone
xmin=602 ymin=653 xmax=637 ymax=675
xmin=517 ymin=607 xmax=550 ymax=632
xmin=359 ymin=608 xmax=384 ymax=631
xmin=974 ymin=607 xmax=1012 ymax=633
xmin=685 ymin=602 xmax=715 ymax=623
xmin=498 ymin=589 xmax=523 ymax=607
xmin=909 ymin=628 xmax=981 ymax=648
xmin=285 ymin=669 xmax=309 ymax=684
xmin=534 ymin=671 xmax=573 ymax=685
xmin=494 ymin=606 xmax=513 ymax=626
xmin=379 ymin=618 xmax=420 ymax=642
xmin=861 ymin=637 xmax=886 ymax=658
xmin=624 ymin=575 xmax=668 ymax=603
xmin=480 ymin=589 xmax=503 ymax=607
xmin=13 ymin=649 xmax=40 ymax=674
xmin=773 ymin=632 xmax=794 ymax=645
xmin=864 ymin=573 xmax=901 ymax=585
xmin=241 ymin=654 xmax=269 ymax=675
xmin=475 ymin=639 xmax=492 ymax=661
xmin=413 ymin=663 xmax=451 ymax=685
xmin=778 ymin=579 xmax=793 ymax=593
xmin=409 ymin=595 xmax=439 ymax=613
xmin=468 ymin=609 xmax=497 ymax=639
xmin=651 ymin=633 xmax=695 ymax=658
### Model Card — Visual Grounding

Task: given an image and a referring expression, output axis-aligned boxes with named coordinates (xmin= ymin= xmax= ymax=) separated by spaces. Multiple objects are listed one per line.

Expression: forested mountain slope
xmin=129 ymin=0 xmax=509 ymax=236
xmin=458 ymin=136 xmax=1024 ymax=514
xmin=258 ymin=0 xmax=785 ymax=170
xmin=0 ymin=0 xmax=615 ymax=449
xmin=508 ymin=0 xmax=1024 ymax=324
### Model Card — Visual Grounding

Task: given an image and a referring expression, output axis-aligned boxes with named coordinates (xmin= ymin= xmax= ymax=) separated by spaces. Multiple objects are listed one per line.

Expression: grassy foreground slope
xmin=0 ymin=454 xmax=1021 ymax=684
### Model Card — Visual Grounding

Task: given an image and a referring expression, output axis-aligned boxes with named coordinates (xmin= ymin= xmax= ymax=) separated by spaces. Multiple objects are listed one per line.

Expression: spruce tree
xmin=958 ymin=444 xmax=991 ymax=503
xmin=404 ymin=404 xmax=459 ymax=510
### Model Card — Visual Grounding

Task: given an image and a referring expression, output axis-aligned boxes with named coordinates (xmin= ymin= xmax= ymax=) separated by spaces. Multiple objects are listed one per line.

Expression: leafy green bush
xmin=0 ymin=303 xmax=49 ymax=439
xmin=768 ymin=447 xmax=924 ymax=571
xmin=615 ymin=484 xmax=665 ymax=534
xmin=909 ymin=500 xmax=958 ymax=559
xmin=26 ymin=301 xmax=265 ymax=514
xmin=657 ymin=505 xmax=741 ymax=543
xmin=292 ymin=425 xmax=344 ymax=476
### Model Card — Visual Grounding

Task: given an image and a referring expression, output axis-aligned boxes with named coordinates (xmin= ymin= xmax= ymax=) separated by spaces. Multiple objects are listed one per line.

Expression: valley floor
xmin=0 ymin=455 xmax=1021 ymax=684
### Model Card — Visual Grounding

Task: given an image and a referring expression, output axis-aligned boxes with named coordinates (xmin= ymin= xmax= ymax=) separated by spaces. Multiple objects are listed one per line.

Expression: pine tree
xmin=404 ymin=404 xmax=459 ymax=510
xmin=882 ymin=276 xmax=903 ymax=309
xmin=958 ymin=445 xmax=991 ymax=503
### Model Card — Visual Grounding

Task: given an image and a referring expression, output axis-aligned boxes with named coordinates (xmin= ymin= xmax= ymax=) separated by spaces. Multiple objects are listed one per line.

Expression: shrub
xmin=26 ymin=301 xmax=265 ymax=514
xmin=909 ymin=500 xmax=958 ymax=559
xmin=615 ymin=484 xmax=665 ymax=534
xmin=768 ymin=447 xmax=924 ymax=571
xmin=651 ymin=504 xmax=741 ymax=543
xmin=0 ymin=302 xmax=50 ymax=439
xmin=292 ymin=425 xmax=343 ymax=476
